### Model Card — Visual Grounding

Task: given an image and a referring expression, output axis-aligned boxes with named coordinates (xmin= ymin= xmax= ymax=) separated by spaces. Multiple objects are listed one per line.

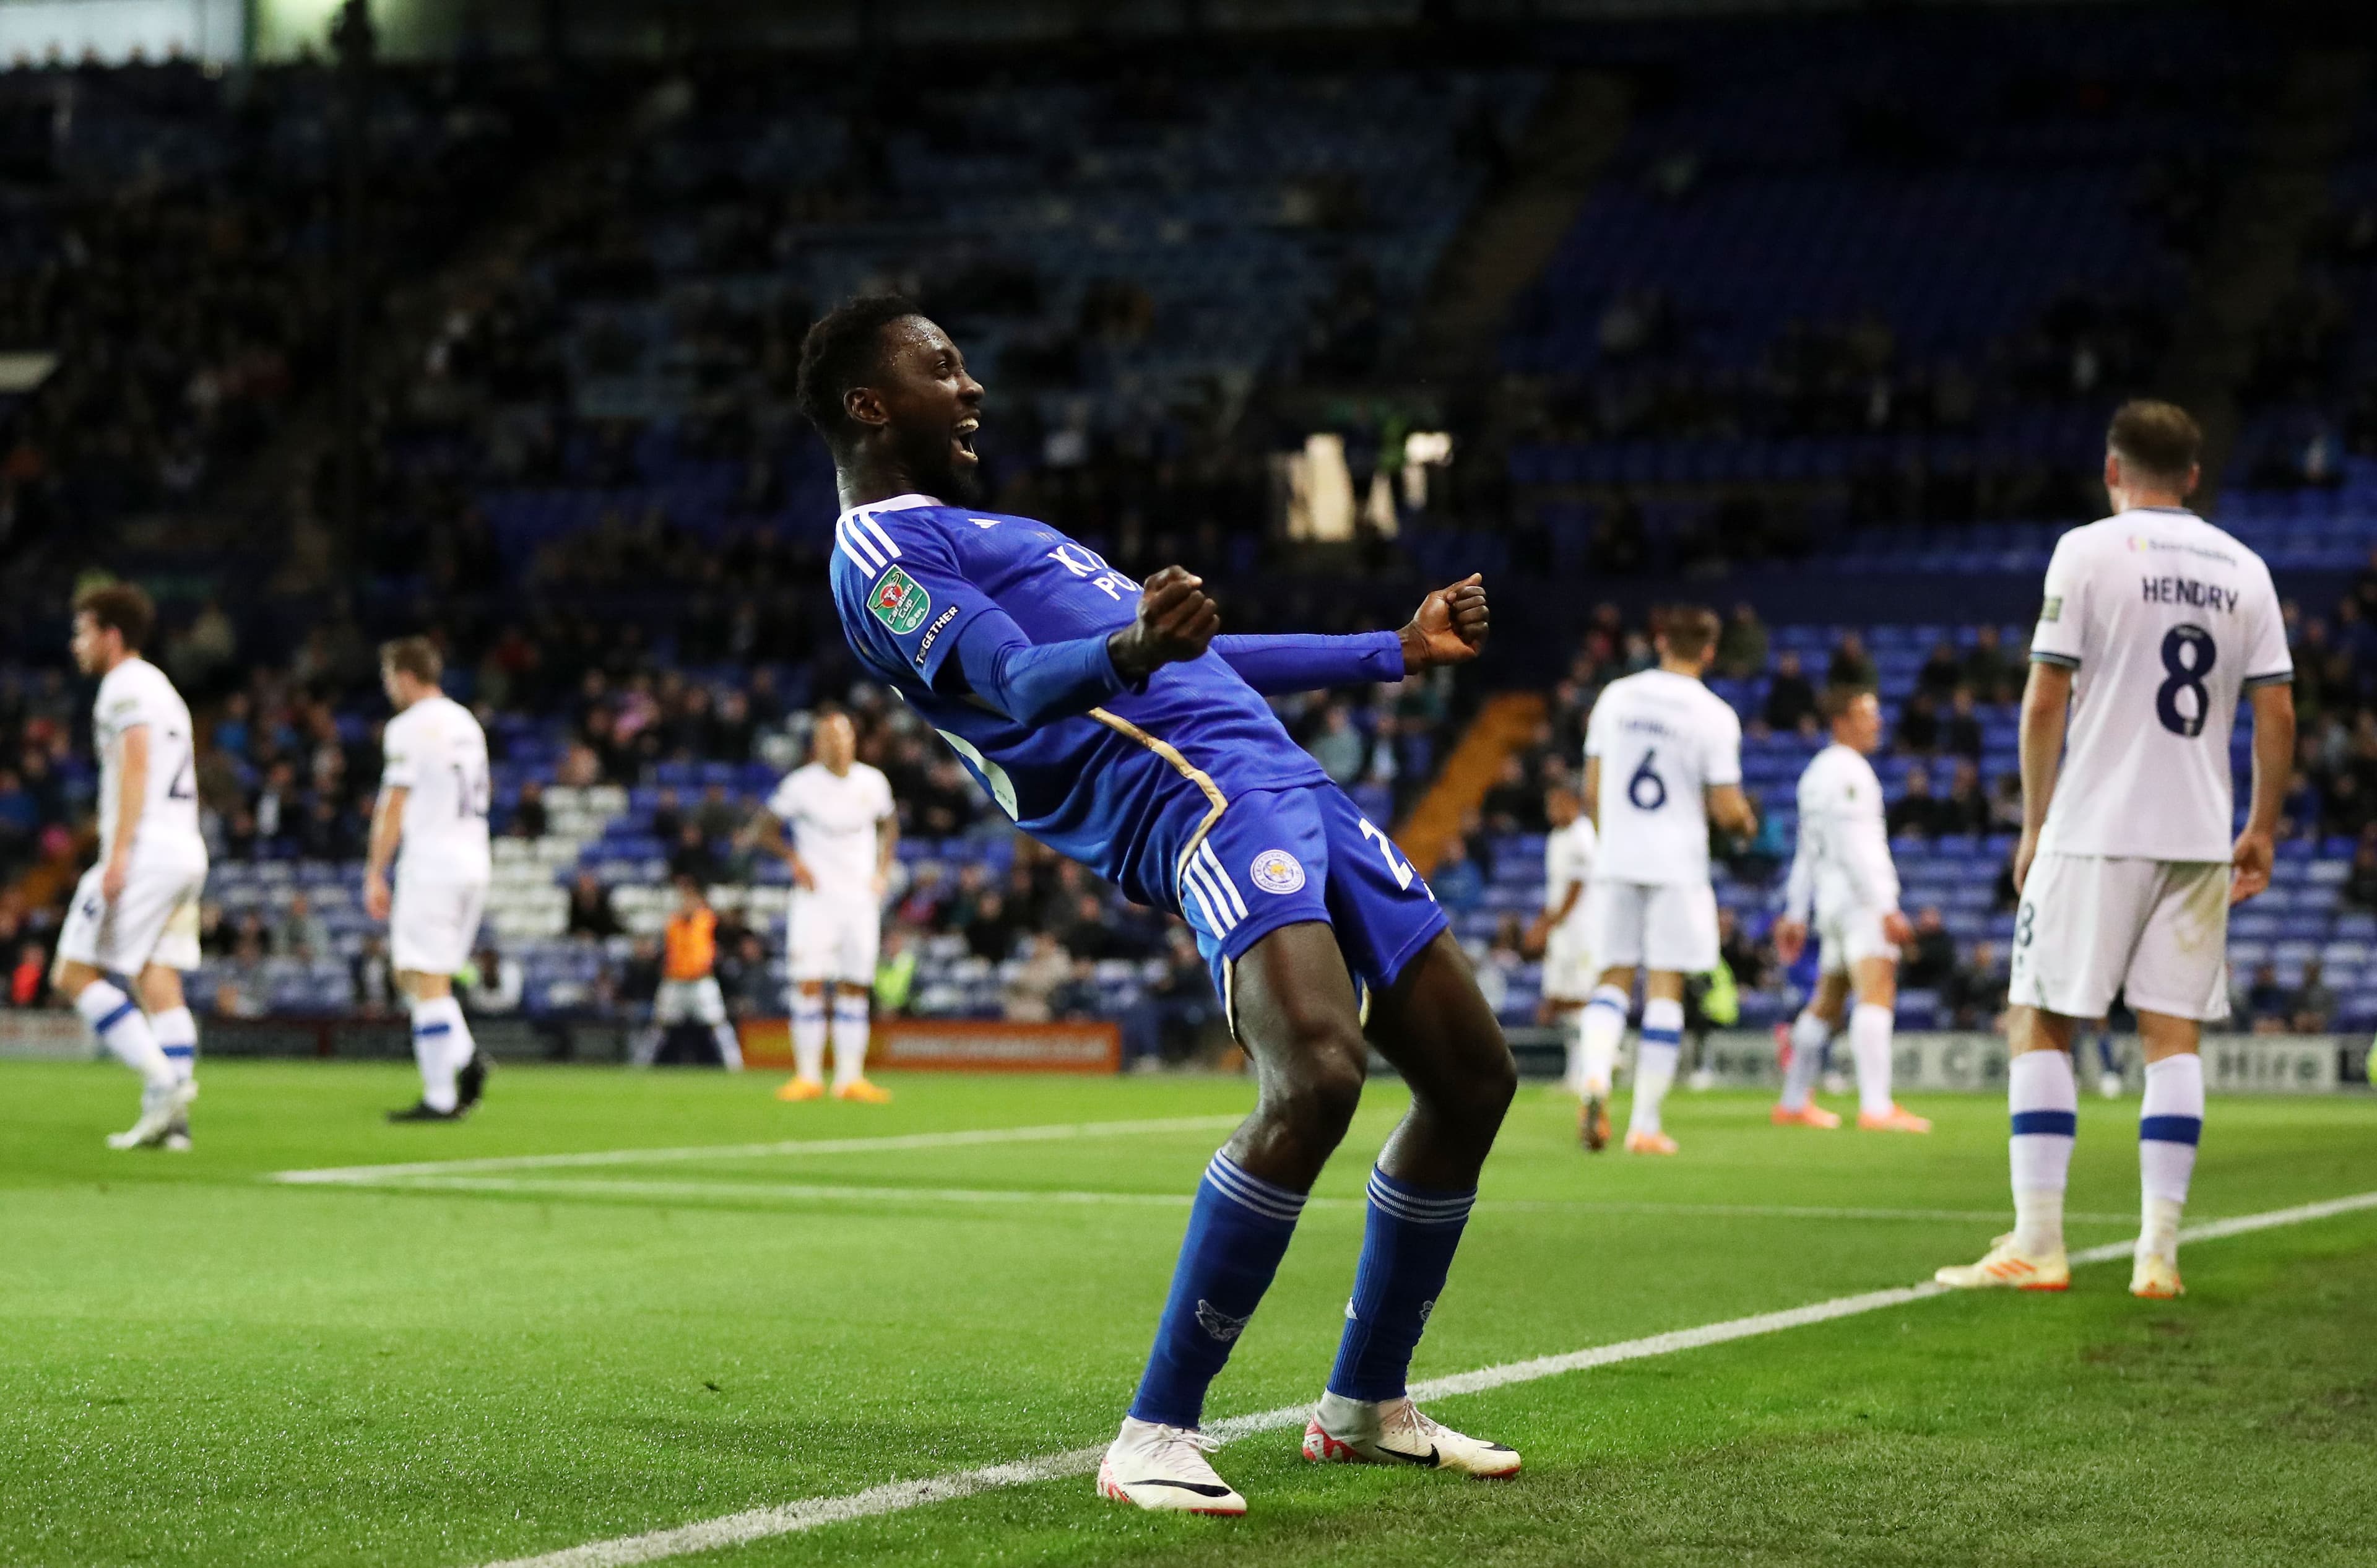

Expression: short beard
xmin=890 ymin=422 xmax=984 ymax=505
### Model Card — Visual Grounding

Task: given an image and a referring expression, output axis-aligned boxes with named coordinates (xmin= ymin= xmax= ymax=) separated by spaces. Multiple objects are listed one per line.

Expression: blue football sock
xmin=1128 ymin=1151 xmax=1307 ymax=1429
xmin=1327 ymin=1166 xmax=1476 ymax=1403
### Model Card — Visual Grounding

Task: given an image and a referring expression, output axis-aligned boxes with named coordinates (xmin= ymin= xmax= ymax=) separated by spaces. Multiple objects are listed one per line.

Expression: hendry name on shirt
xmin=2139 ymin=575 xmax=2240 ymax=613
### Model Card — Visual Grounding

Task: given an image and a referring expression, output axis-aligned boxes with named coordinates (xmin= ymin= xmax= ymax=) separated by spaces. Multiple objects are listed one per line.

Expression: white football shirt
xmin=381 ymin=693 xmax=492 ymax=881
xmin=2030 ymin=506 xmax=2290 ymax=862
xmin=92 ymin=657 xmax=205 ymax=864
xmin=1543 ymin=817 xmax=1596 ymax=926
xmin=1786 ymin=743 xmax=1897 ymax=920
xmin=769 ymin=761 xmax=896 ymax=893
xmin=1585 ymin=668 xmax=1743 ymax=886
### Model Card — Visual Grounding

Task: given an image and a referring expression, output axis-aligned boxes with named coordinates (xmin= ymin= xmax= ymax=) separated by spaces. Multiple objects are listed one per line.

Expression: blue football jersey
xmin=829 ymin=493 xmax=1329 ymax=911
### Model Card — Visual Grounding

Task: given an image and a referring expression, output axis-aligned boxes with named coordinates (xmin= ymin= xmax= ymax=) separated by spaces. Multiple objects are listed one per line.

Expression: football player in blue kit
xmin=800 ymin=296 xmax=1520 ymax=1514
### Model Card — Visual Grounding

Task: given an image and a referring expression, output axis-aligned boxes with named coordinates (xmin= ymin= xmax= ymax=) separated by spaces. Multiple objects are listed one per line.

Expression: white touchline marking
xmin=264 ymin=1114 xmax=1247 ymax=1185
xmin=324 ymin=1172 xmax=2135 ymax=1227
xmin=464 ymin=1188 xmax=2377 ymax=1568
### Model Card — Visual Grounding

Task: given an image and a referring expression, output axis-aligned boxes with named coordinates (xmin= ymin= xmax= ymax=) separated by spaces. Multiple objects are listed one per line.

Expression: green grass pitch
xmin=6 ymin=1060 xmax=2375 ymax=1567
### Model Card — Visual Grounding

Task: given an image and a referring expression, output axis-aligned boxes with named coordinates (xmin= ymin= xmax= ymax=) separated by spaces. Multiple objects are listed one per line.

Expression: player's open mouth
xmin=954 ymin=417 xmax=979 ymax=459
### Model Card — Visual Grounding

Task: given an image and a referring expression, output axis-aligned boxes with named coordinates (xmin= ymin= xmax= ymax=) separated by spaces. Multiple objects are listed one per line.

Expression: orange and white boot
xmin=1858 ymin=1104 xmax=1932 ymax=1133
xmin=1623 ymin=1128 xmax=1679 ymax=1156
xmin=833 ymin=1078 xmax=893 ymax=1104
xmin=1771 ymin=1102 xmax=1841 ymax=1129
xmin=1934 ymin=1232 xmax=2070 ymax=1291
xmin=774 ymin=1076 xmax=825 ymax=1102
xmin=2129 ymin=1251 xmax=2184 ymax=1299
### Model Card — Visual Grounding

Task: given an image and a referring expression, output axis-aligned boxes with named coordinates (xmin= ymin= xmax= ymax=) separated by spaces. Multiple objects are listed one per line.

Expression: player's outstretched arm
xmin=363 ymin=786 xmax=407 ymax=921
xmin=101 ymin=725 xmax=150 ymax=901
xmin=1398 ymin=574 xmax=1489 ymax=670
xmin=1205 ymin=575 xmax=1488 ymax=696
xmin=2013 ymin=661 xmax=2074 ymax=894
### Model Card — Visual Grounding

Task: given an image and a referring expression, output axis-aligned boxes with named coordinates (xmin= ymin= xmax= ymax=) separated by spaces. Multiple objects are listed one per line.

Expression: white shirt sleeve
xmin=1582 ymin=692 xmax=1613 ymax=760
xmin=380 ymin=713 xmax=418 ymax=789
xmin=768 ymin=774 xmax=801 ymax=823
xmin=2242 ymin=561 xmax=2294 ymax=688
xmin=1783 ymin=823 xmax=1815 ymax=922
xmin=2031 ymin=534 xmax=2087 ymax=669
xmin=873 ymin=769 xmax=897 ymax=823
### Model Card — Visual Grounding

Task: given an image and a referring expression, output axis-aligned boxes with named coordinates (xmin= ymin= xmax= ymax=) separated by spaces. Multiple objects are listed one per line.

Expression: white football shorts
xmin=57 ymin=855 xmax=206 ymax=974
xmin=1816 ymin=902 xmax=1900 ymax=976
xmin=2007 ymin=854 xmax=2230 ymax=1021
xmin=654 ymin=976 xmax=729 ymax=1027
xmin=1540 ymin=919 xmax=1597 ymax=1003
xmin=391 ymin=874 xmax=489 ymax=976
xmin=1582 ymin=878 xmax=1719 ymax=975
xmin=787 ymin=887 xmax=881 ymax=985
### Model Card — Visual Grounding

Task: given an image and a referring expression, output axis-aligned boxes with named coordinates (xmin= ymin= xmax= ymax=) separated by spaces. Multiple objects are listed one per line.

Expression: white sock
xmin=1849 ymin=1003 xmax=1895 ymax=1119
xmin=1629 ymin=996 xmax=1683 ymax=1135
xmin=1562 ymin=1008 xmax=1588 ymax=1094
xmin=792 ymin=992 xmax=827 ymax=1083
xmin=831 ymin=994 xmax=871 ymax=1089
xmin=410 ymin=997 xmax=465 ymax=1113
xmin=150 ymin=1004 xmax=199 ymax=1086
xmin=78 ymin=981 xmax=173 ymax=1091
xmin=1782 ymin=1009 xmax=1830 ymax=1109
xmin=2138 ymin=1054 xmax=2204 ymax=1263
xmin=2009 ymin=1050 xmax=2077 ymax=1254
xmin=1578 ymin=985 xmax=1627 ymax=1096
xmin=712 ymin=1023 xmax=743 ymax=1070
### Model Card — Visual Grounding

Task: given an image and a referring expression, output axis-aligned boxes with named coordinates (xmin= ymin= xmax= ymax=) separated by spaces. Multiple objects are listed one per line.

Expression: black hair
xmin=795 ymin=293 xmax=922 ymax=444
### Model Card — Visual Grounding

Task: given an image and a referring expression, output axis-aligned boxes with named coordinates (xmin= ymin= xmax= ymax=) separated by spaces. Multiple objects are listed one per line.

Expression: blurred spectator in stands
xmin=1944 ymin=942 xmax=2005 ymax=1030
xmin=2345 ymin=833 xmax=2377 ymax=910
xmin=198 ymin=903 xmax=232 ymax=958
xmin=1122 ymin=928 xmax=1217 ymax=1070
xmin=1964 ymin=626 xmax=2015 ymax=702
xmin=1306 ymin=703 xmax=1366 ymax=786
xmin=649 ymin=787 xmax=685 ymax=846
xmin=2291 ymin=960 xmax=2337 ymax=1034
xmin=566 ymin=872 xmax=621 ymax=940
xmin=2280 ymin=769 xmax=2322 ymax=843
xmin=2323 ymin=771 xmax=2373 ymax=840
xmin=873 ymin=926 xmax=917 ymax=1018
xmin=719 ymin=930 xmax=776 ymax=1018
xmin=352 ymin=935 xmax=397 ymax=1016
xmin=911 ymin=757 xmax=979 ymax=837
xmin=2234 ymin=962 xmax=2290 ymax=1033
xmin=166 ymin=599 xmax=240 ymax=696
xmin=1050 ymin=955 xmax=1106 ymax=1022
xmin=1993 ymin=847 xmax=2021 ymax=911
xmin=1716 ymin=603 xmax=1769 ymax=679
xmin=1989 ymin=771 xmax=2025 ymax=833
xmin=1481 ymin=754 xmax=1544 ymax=833
xmin=512 ymin=780 xmax=548 ymax=840
xmin=1944 ymin=689 xmax=1985 ymax=761
xmin=1003 ymin=932 xmax=1072 ymax=1022
xmin=274 ymin=892 xmax=331 ymax=961
xmin=620 ymin=937 xmax=663 ymax=1015
xmin=556 ymin=743 xmax=602 ymax=788
xmin=1763 ymin=652 xmax=1817 ymax=733
xmin=1827 ymin=633 xmax=1877 ymax=690
xmin=1903 ymin=906 xmax=1957 ymax=989
xmin=215 ymin=928 xmax=272 ymax=1020
xmin=465 ymin=943 xmax=524 ymax=1015
xmin=1916 ymin=643 xmax=1963 ymax=701
xmin=1896 ymin=690 xmax=1941 ymax=755
xmin=965 ymin=889 xmax=1021 ymax=961
xmin=1717 ymin=909 xmax=1769 ymax=994
xmin=1431 ymin=839 xmax=1484 ymax=913
xmin=696 ymin=783 xmax=742 ymax=842
xmin=1944 ymin=763 xmax=1990 ymax=835
xmin=1888 ymin=766 xmax=1947 ymax=839
xmin=9 ymin=940 xmax=46 ymax=1007
xmin=668 ymin=821 xmax=720 ymax=883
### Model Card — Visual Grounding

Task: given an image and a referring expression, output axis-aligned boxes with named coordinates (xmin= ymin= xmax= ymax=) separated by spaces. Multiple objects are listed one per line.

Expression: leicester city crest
xmin=1195 ymin=1297 xmax=1249 ymax=1342
xmin=1249 ymin=849 xmax=1306 ymax=896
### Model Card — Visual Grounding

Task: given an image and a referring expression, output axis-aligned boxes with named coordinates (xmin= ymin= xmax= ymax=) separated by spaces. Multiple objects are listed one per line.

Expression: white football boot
xmin=1097 ymin=1417 xmax=1247 ymax=1515
xmin=1302 ymin=1391 xmax=1520 ymax=1478
xmin=1933 ymin=1232 xmax=2070 ymax=1291
xmin=107 ymin=1080 xmax=197 ymax=1150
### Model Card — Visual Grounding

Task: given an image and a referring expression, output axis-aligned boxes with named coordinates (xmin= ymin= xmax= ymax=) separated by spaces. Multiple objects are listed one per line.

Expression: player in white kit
xmin=1525 ymin=786 xmax=1601 ymax=1145
xmin=1577 ymin=607 xmax=1757 ymax=1156
xmin=365 ymin=638 xmax=495 ymax=1122
xmin=758 ymin=711 xmax=897 ymax=1102
xmin=1770 ymin=687 xmax=1931 ymax=1133
xmin=1937 ymin=401 xmax=2293 ymax=1300
xmin=54 ymin=584 xmax=207 ymax=1151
